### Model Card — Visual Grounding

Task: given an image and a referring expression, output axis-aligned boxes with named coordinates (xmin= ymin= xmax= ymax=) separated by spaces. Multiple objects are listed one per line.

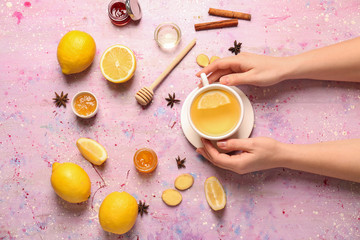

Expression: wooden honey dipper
xmin=135 ymin=38 xmax=197 ymax=106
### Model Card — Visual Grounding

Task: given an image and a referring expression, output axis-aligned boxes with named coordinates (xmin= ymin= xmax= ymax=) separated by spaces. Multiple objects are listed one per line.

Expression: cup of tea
xmin=187 ymin=73 xmax=244 ymax=140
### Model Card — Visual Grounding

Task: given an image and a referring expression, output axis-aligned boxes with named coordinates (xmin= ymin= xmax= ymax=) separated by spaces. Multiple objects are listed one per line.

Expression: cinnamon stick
xmin=194 ymin=19 xmax=238 ymax=31
xmin=209 ymin=8 xmax=251 ymax=21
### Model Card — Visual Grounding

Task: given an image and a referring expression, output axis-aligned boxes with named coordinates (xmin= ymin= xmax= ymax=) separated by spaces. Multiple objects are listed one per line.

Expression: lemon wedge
xmin=100 ymin=44 xmax=136 ymax=83
xmin=198 ymin=90 xmax=230 ymax=109
xmin=204 ymin=176 xmax=226 ymax=211
xmin=76 ymin=138 xmax=108 ymax=165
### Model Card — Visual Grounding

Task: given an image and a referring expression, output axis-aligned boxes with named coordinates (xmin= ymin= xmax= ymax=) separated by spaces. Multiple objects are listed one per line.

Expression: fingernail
xmin=220 ymin=77 xmax=229 ymax=85
xmin=217 ymin=140 xmax=227 ymax=147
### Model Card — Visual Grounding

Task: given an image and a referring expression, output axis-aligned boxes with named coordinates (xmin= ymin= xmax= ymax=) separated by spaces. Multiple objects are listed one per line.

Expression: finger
xmin=196 ymin=57 xmax=237 ymax=77
xmin=201 ymin=138 xmax=236 ymax=169
xmin=219 ymin=71 xmax=253 ymax=86
xmin=197 ymin=69 xmax=233 ymax=88
xmin=217 ymin=138 xmax=253 ymax=152
xmin=208 ymin=69 xmax=233 ymax=84
xmin=196 ymin=147 xmax=212 ymax=161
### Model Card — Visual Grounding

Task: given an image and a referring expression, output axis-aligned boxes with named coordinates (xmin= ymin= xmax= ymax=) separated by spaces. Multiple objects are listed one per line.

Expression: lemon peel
xmin=50 ymin=162 xmax=91 ymax=203
xmin=57 ymin=30 xmax=96 ymax=75
xmin=99 ymin=192 xmax=138 ymax=234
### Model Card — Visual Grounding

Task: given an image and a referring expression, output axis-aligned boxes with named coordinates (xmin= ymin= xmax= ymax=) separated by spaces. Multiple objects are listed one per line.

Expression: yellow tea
xmin=190 ymin=89 xmax=241 ymax=137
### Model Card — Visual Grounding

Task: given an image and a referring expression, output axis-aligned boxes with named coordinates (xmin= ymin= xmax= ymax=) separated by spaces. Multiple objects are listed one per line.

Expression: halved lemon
xmin=198 ymin=90 xmax=230 ymax=109
xmin=100 ymin=45 xmax=136 ymax=83
xmin=204 ymin=176 xmax=226 ymax=211
xmin=76 ymin=138 xmax=108 ymax=165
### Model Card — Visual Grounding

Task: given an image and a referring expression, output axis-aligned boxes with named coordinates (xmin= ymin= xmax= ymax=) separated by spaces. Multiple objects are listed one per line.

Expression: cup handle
xmin=200 ymin=73 xmax=209 ymax=86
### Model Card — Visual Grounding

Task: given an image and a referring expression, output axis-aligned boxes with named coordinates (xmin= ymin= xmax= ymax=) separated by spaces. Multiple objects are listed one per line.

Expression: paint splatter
xmin=12 ymin=11 xmax=23 ymax=24
xmin=268 ymin=15 xmax=291 ymax=21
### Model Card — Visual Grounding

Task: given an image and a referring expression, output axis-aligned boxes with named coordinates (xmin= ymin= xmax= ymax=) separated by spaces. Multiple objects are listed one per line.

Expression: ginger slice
xmin=209 ymin=56 xmax=220 ymax=64
xmin=174 ymin=174 xmax=194 ymax=191
xmin=162 ymin=189 xmax=182 ymax=206
xmin=196 ymin=54 xmax=210 ymax=67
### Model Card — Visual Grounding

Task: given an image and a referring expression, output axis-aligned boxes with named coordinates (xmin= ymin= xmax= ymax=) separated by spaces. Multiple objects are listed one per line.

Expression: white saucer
xmin=180 ymin=86 xmax=255 ymax=148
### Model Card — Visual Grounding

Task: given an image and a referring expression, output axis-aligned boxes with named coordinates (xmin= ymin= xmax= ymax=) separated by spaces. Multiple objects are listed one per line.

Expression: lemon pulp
xmin=100 ymin=44 xmax=136 ymax=83
xmin=76 ymin=138 xmax=108 ymax=166
xmin=204 ymin=176 xmax=226 ymax=211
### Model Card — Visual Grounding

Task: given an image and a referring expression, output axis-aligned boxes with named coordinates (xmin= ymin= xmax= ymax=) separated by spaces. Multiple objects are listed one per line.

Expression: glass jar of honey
xmin=108 ymin=0 xmax=142 ymax=26
xmin=133 ymin=148 xmax=158 ymax=173
xmin=71 ymin=91 xmax=98 ymax=118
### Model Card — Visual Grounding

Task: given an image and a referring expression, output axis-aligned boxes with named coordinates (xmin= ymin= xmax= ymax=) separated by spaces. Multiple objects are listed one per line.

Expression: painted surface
xmin=1 ymin=0 xmax=360 ymax=239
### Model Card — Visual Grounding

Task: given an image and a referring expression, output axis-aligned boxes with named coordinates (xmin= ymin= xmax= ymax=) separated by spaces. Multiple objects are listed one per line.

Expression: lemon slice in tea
xmin=197 ymin=90 xmax=230 ymax=109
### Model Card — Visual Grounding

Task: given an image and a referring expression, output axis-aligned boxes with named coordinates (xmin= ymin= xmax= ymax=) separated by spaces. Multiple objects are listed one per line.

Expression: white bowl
xmin=71 ymin=91 xmax=98 ymax=119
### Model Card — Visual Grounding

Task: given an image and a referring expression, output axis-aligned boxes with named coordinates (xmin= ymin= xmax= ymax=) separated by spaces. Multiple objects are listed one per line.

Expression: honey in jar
xmin=108 ymin=0 xmax=142 ymax=27
xmin=72 ymin=92 xmax=98 ymax=118
xmin=133 ymin=148 xmax=158 ymax=173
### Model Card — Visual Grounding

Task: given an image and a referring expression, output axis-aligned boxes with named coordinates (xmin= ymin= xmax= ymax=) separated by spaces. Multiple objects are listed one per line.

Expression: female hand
xmin=197 ymin=137 xmax=360 ymax=182
xmin=196 ymin=52 xmax=290 ymax=87
xmin=196 ymin=137 xmax=283 ymax=174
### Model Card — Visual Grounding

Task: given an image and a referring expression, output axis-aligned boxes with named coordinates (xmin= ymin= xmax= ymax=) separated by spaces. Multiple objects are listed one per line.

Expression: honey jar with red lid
xmin=108 ymin=0 xmax=142 ymax=26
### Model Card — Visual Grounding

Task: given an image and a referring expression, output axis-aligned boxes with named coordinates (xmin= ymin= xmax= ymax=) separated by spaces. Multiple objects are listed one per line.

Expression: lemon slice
xmin=100 ymin=45 xmax=136 ymax=83
xmin=76 ymin=138 xmax=108 ymax=165
xmin=198 ymin=90 xmax=230 ymax=109
xmin=204 ymin=176 xmax=226 ymax=211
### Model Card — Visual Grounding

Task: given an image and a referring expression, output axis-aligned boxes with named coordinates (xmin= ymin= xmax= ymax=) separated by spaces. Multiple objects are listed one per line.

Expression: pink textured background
xmin=1 ymin=0 xmax=360 ymax=239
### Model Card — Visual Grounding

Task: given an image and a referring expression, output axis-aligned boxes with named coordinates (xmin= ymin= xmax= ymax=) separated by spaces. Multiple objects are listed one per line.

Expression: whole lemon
xmin=57 ymin=30 xmax=96 ymax=75
xmin=99 ymin=192 xmax=138 ymax=235
xmin=50 ymin=162 xmax=91 ymax=203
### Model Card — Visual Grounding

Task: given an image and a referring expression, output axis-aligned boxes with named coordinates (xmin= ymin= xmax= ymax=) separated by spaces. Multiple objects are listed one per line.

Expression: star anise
xmin=176 ymin=156 xmax=186 ymax=169
xmin=165 ymin=93 xmax=180 ymax=108
xmin=138 ymin=200 xmax=149 ymax=216
xmin=228 ymin=40 xmax=242 ymax=55
xmin=53 ymin=91 xmax=69 ymax=108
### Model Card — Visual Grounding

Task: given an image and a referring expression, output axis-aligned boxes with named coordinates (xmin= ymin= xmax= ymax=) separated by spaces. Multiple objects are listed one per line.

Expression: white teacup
xmin=187 ymin=73 xmax=244 ymax=140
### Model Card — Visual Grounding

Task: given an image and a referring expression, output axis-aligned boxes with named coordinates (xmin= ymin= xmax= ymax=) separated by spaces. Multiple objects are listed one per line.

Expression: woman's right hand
xmin=196 ymin=137 xmax=284 ymax=174
xmin=196 ymin=52 xmax=291 ymax=87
